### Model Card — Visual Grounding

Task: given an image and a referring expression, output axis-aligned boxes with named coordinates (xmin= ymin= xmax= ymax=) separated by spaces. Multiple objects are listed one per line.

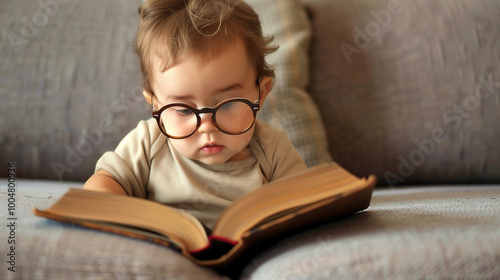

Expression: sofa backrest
xmin=304 ymin=0 xmax=500 ymax=185
xmin=0 ymin=0 xmax=150 ymax=181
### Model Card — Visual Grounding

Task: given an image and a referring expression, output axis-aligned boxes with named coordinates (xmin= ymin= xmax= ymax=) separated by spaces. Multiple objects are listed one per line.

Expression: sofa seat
xmin=1 ymin=179 xmax=499 ymax=279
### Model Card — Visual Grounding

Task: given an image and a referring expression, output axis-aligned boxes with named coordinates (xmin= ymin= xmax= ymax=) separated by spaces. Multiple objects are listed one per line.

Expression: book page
xmin=37 ymin=189 xmax=209 ymax=251
xmin=212 ymin=163 xmax=374 ymax=239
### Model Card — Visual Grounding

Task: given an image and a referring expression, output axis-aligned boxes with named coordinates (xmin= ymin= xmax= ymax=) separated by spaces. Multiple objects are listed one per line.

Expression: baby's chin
xmin=192 ymin=149 xmax=252 ymax=166
xmin=194 ymin=157 xmax=229 ymax=166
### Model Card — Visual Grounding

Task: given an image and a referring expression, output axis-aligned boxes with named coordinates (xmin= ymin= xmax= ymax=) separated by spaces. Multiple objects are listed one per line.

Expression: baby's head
xmin=136 ymin=0 xmax=277 ymax=95
xmin=135 ymin=0 xmax=278 ymax=165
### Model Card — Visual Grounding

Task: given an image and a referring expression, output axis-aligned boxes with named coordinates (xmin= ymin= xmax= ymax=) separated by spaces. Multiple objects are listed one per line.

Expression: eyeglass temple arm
xmin=255 ymin=78 xmax=261 ymax=104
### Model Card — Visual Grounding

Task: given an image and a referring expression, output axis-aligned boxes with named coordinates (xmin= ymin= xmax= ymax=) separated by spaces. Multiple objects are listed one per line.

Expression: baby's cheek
xmin=230 ymin=129 xmax=254 ymax=151
xmin=169 ymin=139 xmax=197 ymax=158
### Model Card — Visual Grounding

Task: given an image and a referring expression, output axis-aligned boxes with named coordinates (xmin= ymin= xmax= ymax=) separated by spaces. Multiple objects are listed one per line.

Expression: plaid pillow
xmin=248 ymin=0 xmax=332 ymax=166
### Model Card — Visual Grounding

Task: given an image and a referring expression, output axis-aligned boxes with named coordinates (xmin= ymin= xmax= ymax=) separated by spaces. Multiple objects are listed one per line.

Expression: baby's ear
xmin=143 ymin=90 xmax=153 ymax=105
xmin=258 ymin=76 xmax=273 ymax=105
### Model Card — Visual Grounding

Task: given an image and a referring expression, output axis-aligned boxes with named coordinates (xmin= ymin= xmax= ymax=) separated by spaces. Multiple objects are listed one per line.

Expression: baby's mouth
xmin=201 ymin=144 xmax=224 ymax=154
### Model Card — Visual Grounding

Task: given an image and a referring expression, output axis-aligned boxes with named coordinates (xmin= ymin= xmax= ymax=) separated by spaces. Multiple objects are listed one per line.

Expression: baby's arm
xmin=83 ymin=170 xmax=127 ymax=195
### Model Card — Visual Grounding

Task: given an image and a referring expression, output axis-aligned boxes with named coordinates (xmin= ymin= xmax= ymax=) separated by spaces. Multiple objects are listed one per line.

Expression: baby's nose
xmin=197 ymin=113 xmax=218 ymax=134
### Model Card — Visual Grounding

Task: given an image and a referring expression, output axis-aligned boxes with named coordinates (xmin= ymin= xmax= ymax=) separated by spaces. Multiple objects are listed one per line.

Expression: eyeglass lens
xmin=160 ymin=100 xmax=255 ymax=138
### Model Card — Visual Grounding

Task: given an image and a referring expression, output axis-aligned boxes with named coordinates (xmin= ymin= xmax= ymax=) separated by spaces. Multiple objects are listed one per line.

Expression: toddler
xmin=83 ymin=0 xmax=307 ymax=229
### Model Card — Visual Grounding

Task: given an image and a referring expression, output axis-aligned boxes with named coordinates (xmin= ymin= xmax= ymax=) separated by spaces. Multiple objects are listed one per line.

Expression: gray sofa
xmin=1 ymin=0 xmax=499 ymax=279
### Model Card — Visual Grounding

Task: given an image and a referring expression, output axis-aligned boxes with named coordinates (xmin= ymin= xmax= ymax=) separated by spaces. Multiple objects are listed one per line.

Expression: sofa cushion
xmin=303 ymin=0 xmax=500 ymax=185
xmin=242 ymin=186 xmax=500 ymax=279
xmin=5 ymin=180 xmax=499 ymax=279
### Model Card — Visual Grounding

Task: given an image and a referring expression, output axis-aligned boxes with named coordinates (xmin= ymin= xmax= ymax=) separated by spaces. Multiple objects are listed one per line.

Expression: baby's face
xmin=150 ymin=41 xmax=268 ymax=165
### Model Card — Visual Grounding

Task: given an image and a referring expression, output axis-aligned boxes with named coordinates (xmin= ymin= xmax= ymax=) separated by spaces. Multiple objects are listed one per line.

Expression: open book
xmin=34 ymin=163 xmax=376 ymax=270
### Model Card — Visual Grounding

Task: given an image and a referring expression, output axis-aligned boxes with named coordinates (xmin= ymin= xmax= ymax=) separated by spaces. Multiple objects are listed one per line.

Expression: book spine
xmin=188 ymin=236 xmax=237 ymax=261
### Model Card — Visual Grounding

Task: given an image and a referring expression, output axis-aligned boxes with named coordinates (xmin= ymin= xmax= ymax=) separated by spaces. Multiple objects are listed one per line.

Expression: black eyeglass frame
xmin=152 ymin=80 xmax=261 ymax=139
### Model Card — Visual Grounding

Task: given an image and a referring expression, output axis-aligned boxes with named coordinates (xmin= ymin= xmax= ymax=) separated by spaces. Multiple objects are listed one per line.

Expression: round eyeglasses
xmin=152 ymin=83 xmax=261 ymax=139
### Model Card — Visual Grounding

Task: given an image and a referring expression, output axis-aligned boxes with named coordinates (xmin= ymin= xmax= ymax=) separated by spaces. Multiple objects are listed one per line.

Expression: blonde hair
xmin=135 ymin=0 xmax=278 ymax=94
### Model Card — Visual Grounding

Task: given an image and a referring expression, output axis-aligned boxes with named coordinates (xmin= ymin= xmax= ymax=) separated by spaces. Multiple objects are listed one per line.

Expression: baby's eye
xmin=220 ymin=101 xmax=236 ymax=110
xmin=176 ymin=108 xmax=194 ymax=116
xmin=167 ymin=105 xmax=194 ymax=117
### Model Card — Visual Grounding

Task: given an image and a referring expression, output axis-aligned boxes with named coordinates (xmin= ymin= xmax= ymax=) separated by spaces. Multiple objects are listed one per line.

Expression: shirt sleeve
xmin=95 ymin=119 xmax=161 ymax=198
xmin=252 ymin=121 xmax=308 ymax=182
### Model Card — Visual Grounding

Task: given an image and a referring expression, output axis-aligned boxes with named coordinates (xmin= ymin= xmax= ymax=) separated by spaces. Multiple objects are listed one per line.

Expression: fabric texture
xmin=96 ymin=119 xmax=307 ymax=229
xmin=0 ymin=0 xmax=150 ymax=181
xmin=302 ymin=0 xmax=500 ymax=185
xmin=242 ymin=186 xmax=500 ymax=279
